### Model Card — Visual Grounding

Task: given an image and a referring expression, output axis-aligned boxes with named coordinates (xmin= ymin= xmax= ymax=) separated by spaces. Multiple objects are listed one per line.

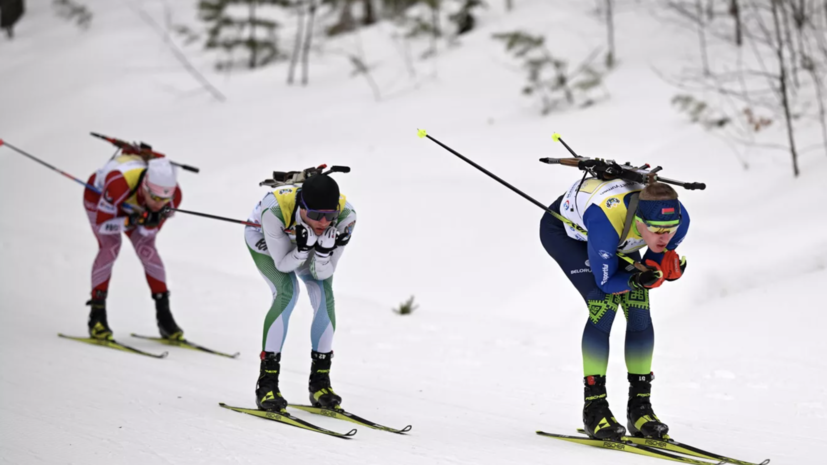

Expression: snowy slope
xmin=1 ymin=1 xmax=825 ymax=464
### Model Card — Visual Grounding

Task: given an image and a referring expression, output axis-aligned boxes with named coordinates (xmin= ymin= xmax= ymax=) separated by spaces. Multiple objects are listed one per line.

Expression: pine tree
xmin=199 ymin=0 xmax=288 ymax=70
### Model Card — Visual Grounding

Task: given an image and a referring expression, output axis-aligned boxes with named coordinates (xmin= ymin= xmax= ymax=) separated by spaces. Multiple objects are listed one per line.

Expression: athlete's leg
xmin=298 ymin=274 xmax=335 ymax=353
xmin=246 ymin=227 xmax=300 ymax=353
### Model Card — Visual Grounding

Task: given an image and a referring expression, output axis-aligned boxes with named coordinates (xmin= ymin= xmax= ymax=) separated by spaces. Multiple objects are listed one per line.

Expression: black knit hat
xmin=300 ymin=174 xmax=340 ymax=210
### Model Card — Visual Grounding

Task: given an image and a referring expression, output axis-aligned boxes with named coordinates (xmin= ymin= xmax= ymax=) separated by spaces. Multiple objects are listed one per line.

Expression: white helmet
xmin=144 ymin=158 xmax=177 ymax=199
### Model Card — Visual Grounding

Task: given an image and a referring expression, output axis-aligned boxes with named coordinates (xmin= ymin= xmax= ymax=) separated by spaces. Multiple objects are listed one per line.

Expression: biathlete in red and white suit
xmin=82 ymin=155 xmax=184 ymax=340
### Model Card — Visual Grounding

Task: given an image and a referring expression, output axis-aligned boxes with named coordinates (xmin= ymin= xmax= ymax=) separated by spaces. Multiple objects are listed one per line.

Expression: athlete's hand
xmin=661 ymin=250 xmax=687 ymax=281
xmin=295 ymin=224 xmax=317 ymax=253
xmin=141 ymin=209 xmax=165 ymax=228
xmin=630 ymin=260 xmax=665 ymax=289
xmin=314 ymin=227 xmax=338 ymax=256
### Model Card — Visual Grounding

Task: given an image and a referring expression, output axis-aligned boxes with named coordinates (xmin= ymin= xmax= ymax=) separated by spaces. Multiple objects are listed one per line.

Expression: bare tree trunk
xmin=730 ymin=0 xmax=742 ymax=46
xmin=301 ymin=0 xmax=317 ymax=85
xmin=363 ymin=0 xmax=376 ymax=25
xmin=430 ymin=1 xmax=440 ymax=56
xmin=506 ymin=0 xmax=514 ymax=11
xmin=771 ymin=0 xmax=800 ymax=176
xmin=287 ymin=0 xmax=306 ymax=84
xmin=779 ymin=1 xmax=800 ymax=88
xmin=605 ymin=0 xmax=615 ymax=68
xmin=249 ymin=0 xmax=257 ymax=69
xmin=696 ymin=0 xmax=710 ymax=75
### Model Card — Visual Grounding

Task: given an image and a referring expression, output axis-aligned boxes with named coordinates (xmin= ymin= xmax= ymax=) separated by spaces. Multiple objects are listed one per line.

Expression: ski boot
xmin=255 ymin=351 xmax=288 ymax=411
xmin=87 ymin=290 xmax=113 ymax=340
xmin=627 ymin=372 xmax=669 ymax=438
xmin=153 ymin=291 xmax=183 ymax=340
xmin=308 ymin=350 xmax=342 ymax=409
xmin=583 ymin=375 xmax=626 ymax=440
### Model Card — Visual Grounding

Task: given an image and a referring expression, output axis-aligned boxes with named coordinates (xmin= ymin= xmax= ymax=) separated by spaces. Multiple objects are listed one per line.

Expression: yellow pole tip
xmin=417 ymin=129 xmax=427 ymax=139
xmin=552 ymin=133 xmax=561 ymax=142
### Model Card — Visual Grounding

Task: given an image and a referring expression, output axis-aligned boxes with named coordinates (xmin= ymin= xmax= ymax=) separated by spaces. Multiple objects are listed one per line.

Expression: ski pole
xmin=0 ymin=139 xmax=97 ymax=190
xmin=169 ymin=208 xmax=260 ymax=227
xmin=417 ymin=130 xmax=647 ymax=272
xmin=0 ymin=139 xmax=257 ymax=226
xmin=416 ymin=129 xmax=556 ymax=216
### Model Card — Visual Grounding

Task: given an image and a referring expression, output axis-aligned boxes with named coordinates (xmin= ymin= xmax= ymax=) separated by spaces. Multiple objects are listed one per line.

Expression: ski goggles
xmin=300 ymin=198 xmax=339 ymax=222
xmin=635 ymin=216 xmax=681 ymax=235
xmin=146 ymin=190 xmax=173 ymax=203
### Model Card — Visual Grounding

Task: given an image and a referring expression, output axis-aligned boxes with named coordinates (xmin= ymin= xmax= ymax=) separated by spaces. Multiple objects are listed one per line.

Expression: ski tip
xmin=552 ymin=132 xmax=561 ymax=142
xmin=229 ymin=352 xmax=241 ymax=359
xmin=417 ymin=128 xmax=427 ymax=139
xmin=0 ymin=139 xmax=4 ymax=147
xmin=400 ymin=425 xmax=413 ymax=433
xmin=346 ymin=428 xmax=358 ymax=437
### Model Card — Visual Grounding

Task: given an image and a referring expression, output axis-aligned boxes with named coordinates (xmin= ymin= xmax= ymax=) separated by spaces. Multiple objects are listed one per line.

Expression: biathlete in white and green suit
xmin=244 ymin=173 xmax=356 ymax=412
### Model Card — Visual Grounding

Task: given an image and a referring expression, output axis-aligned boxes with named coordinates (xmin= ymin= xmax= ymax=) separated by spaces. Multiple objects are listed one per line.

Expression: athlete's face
xmin=637 ymin=219 xmax=675 ymax=254
xmin=300 ymin=209 xmax=332 ymax=235
xmin=140 ymin=184 xmax=172 ymax=212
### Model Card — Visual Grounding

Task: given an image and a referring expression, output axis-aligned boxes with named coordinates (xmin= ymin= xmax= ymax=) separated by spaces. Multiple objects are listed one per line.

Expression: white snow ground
xmin=1 ymin=1 xmax=826 ymax=464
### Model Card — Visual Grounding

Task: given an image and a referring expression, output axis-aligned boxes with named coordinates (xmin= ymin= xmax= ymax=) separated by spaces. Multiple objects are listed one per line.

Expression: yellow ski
xmin=58 ymin=333 xmax=168 ymax=359
xmin=537 ymin=431 xmax=724 ymax=464
xmin=219 ymin=403 xmax=356 ymax=439
xmin=289 ymin=404 xmax=412 ymax=434
xmin=131 ymin=334 xmax=239 ymax=358
xmin=576 ymin=429 xmax=770 ymax=465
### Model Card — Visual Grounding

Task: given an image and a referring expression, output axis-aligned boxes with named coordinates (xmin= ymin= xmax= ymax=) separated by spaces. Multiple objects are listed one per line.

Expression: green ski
xmin=58 ymin=333 xmax=168 ymax=359
xmin=289 ymin=404 xmax=412 ymax=434
xmin=219 ymin=403 xmax=357 ymax=439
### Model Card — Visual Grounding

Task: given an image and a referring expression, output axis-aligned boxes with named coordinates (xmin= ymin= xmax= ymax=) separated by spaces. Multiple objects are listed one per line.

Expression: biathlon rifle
xmin=259 ymin=164 xmax=351 ymax=188
xmin=539 ymin=133 xmax=706 ymax=190
xmin=90 ymin=132 xmax=200 ymax=173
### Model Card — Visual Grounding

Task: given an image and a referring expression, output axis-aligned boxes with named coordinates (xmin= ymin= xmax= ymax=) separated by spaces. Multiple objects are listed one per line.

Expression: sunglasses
xmin=300 ymin=198 xmax=339 ymax=222
xmin=635 ymin=216 xmax=680 ymax=235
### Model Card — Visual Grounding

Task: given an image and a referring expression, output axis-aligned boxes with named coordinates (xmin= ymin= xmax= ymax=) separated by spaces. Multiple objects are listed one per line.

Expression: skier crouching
xmin=245 ymin=173 xmax=355 ymax=411
xmin=540 ymin=175 xmax=689 ymax=440
xmin=83 ymin=155 xmax=184 ymax=341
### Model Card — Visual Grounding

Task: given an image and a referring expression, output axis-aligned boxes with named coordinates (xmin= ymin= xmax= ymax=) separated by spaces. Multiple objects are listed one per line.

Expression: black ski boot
xmin=255 ymin=351 xmax=288 ymax=411
xmin=87 ymin=290 xmax=113 ymax=340
xmin=627 ymin=372 xmax=669 ymax=438
xmin=583 ymin=375 xmax=626 ymax=440
xmin=308 ymin=350 xmax=342 ymax=409
xmin=153 ymin=291 xmax=183 ymax=340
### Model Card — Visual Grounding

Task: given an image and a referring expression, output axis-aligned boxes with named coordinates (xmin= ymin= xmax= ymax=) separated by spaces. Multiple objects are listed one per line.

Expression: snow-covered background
xmin=1 ymin=1 xmax=825 ymax=464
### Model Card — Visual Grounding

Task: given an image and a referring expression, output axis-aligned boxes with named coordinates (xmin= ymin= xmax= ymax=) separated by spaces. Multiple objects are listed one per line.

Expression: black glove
xmin=629 ymin=265 xmax=664 ymax=290
xmin=295 ymin=224 xmax=316 ymax=253
xmin=125 ymin=206 xmax=171 ymax=229
xmin=335 ymin=231 xmax=351 ymax=247
xmin=125 ymin=211 xmax=143 ymax=229
xmin=141 ymin=210 xmax=165 ymax=228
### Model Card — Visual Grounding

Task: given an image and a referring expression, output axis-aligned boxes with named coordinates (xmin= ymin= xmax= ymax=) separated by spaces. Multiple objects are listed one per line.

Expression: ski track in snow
xmin=1 ymin=0 xmax=825 ymax=464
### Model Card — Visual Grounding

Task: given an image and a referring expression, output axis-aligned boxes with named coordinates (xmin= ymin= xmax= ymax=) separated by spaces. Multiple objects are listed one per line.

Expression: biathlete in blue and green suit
xmin=540 ymin=176 xmax=689 ymax=440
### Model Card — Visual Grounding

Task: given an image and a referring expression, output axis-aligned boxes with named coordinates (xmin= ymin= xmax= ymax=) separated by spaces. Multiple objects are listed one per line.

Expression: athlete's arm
xmin=309 ymin=207 xmax=356 ymax=280
xmin=584 ymin=205 xmax=636 ymax=294
xmin=261 ymin=208 xmax=308 ymax=273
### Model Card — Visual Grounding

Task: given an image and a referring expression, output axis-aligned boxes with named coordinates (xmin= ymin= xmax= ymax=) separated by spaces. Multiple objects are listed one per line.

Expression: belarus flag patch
xmin=661 ymin=207 xmax=676 ymax=215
